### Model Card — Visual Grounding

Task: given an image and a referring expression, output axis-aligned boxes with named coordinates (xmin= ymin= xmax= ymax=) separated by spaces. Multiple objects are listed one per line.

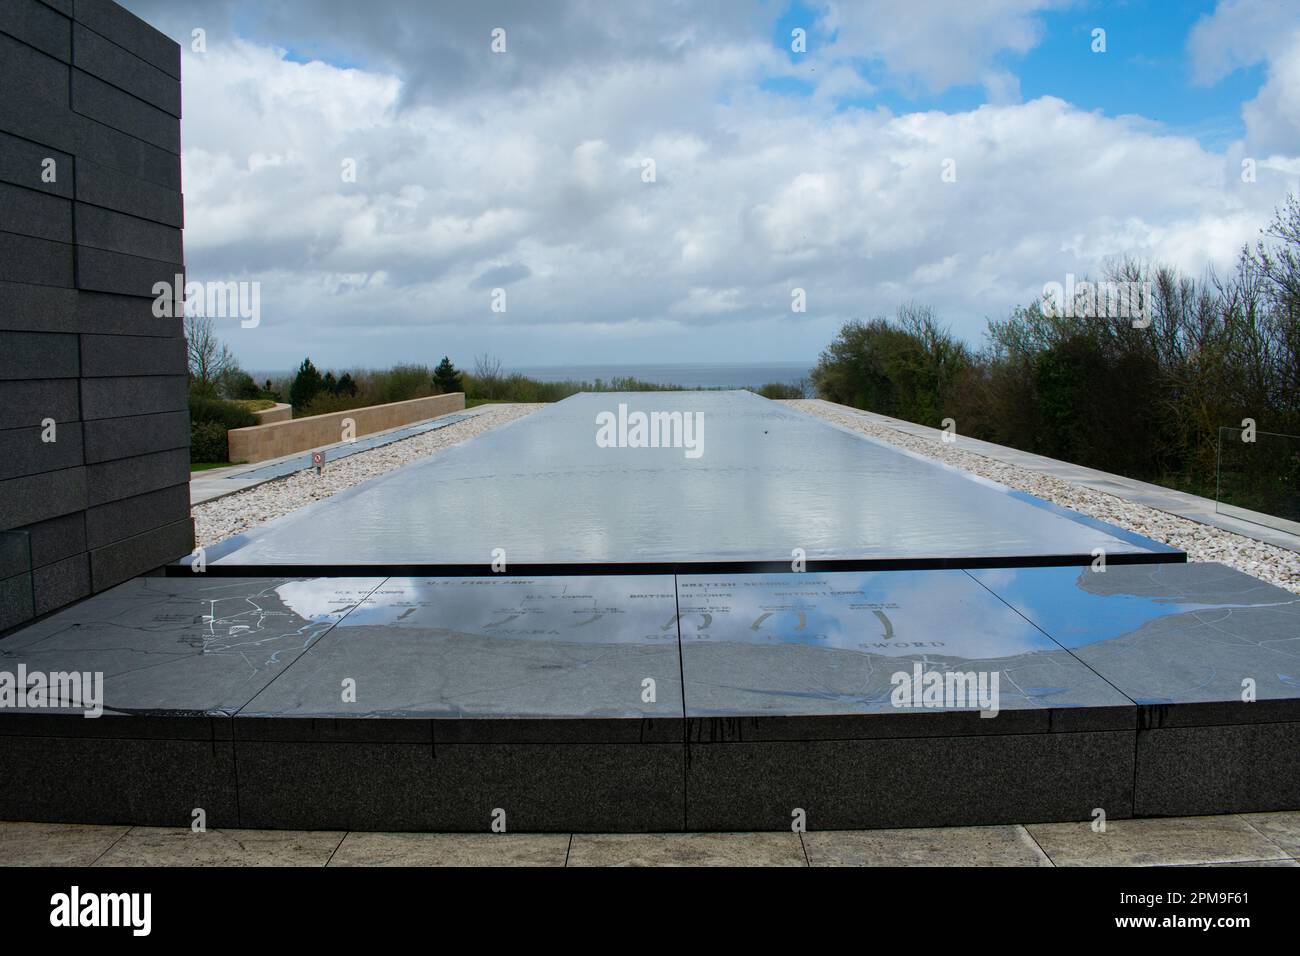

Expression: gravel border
xmin=193 ymin=404 xmax=543 ymax=549
xmin=786 ymin=399 xmax=1300 ymax=595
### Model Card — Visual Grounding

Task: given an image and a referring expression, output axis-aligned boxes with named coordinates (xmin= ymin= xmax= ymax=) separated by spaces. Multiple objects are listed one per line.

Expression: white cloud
xmin=817 ymin=0 xmax=1059 ymax=97
xmin=113 ymin=2 xmax=1300 ymax=369
xmin=1240 ymin=31 xmax=1300 ymax=155
xmin=1188 ymin=0 xmax=1300 ymax=84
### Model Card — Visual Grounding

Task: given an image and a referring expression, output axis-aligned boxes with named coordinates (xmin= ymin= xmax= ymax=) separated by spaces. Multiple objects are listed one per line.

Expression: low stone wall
xmin=227 ymin=393 xmax=466 ymax=463
xmin=251 ymin=402 xmax=292 ymax=425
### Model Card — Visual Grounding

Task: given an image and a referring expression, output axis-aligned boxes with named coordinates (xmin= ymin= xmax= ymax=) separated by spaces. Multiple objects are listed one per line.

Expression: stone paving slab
xmin=238 ymin=575 xmax=684 ymax=730
xmin=567 ymin=832 xmax=807 ymax=867
xmin=1239 ymin=811 xmax=1300 ymax=857
xmin=968 ymin=563 xmax=1300 ymax=720
xmin=329 ymin=832 xmax=569 ymax=867
xmin=0 ymin=575 xmax=383 ymax=717
xmin=92 ymin=826 xmax=344 ymax=867
xmin=1025 ymin=816 xmax=1293 ymax=867
xmin=678 ymin=569 xmax=1134 ymax=722
xmin=0 ymin=821 xmax=128 ymax=866
xmin=803 ymin=824 xmax=1052 ymax=867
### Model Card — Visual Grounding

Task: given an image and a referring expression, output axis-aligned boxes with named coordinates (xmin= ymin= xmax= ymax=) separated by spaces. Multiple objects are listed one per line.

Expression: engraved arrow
xmin=873 ymin=609 xmax=894 ymax=640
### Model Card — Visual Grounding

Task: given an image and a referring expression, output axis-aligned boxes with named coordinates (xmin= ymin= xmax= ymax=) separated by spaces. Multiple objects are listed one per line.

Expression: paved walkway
xmin=802 ymin=399 xmax=1300 ymax=555
xmin=2 ymin=813 xmax=1296 ymax=866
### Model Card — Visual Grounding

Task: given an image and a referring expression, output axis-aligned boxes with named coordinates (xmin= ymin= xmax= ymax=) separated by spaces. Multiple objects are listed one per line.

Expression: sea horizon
xmin=512 ymin=361 xmax=816 ymax=389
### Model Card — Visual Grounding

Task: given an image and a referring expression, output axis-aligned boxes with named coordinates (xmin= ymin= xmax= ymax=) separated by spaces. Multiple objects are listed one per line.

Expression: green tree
xmin=218 ymin=368 xmax=262 ymax=400
xmin=810 ymin=305 xmax=969 ymax=425
xmin=432 ymin=356 xmax=464 ymax=394
xmin=289 ymin=357 xmax=324 ymax=410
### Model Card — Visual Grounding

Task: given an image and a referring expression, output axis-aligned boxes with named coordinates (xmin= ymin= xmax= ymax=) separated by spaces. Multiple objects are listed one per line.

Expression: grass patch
xmin=190 ymin=461 xmax=233 ymax=471
xmin=231 ymin=398 xmax=277 ymax=412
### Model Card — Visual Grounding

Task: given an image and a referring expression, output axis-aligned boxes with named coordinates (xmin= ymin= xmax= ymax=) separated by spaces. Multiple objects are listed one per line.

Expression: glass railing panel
xmin=1216 ymin=426 xmax=1300 ymax=536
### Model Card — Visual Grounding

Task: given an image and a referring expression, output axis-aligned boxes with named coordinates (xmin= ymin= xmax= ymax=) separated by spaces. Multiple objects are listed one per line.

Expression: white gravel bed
xmin=786 ymin=399 xmax=1300 ymax=595
xmin=193 ymin=404 xmax=543 ymax=549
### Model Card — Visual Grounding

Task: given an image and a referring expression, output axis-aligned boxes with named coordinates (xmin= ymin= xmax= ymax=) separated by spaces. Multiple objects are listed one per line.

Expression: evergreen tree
xmin=432 ymin=356 xmax=463 ymax=394
xmin=289 ymin=357 xmax=324 ymax=410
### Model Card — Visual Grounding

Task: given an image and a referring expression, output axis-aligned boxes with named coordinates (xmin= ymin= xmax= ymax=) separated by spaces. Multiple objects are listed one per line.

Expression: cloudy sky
xmin=119 ymin=0 xmax=1300 ymax=372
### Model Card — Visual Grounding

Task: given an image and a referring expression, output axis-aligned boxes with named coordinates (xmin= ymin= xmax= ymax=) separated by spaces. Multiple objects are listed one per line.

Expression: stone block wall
xmin=0 ymin=0 xmax=192 ymax=632
xmin=227 ymin=393 xmax=467 ymax=464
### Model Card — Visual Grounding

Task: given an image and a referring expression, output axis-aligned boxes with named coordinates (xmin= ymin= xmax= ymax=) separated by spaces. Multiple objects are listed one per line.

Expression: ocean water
xmin=512 ymin=362 xmax=814 ymax=389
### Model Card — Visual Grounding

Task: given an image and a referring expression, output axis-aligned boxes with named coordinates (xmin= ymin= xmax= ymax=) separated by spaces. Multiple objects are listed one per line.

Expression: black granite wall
xmin=0 ymin=0 xmax=192 ymax=631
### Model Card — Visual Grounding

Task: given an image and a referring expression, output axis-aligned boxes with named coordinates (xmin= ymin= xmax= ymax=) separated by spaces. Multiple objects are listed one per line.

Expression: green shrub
xmin=230 ymin=398 xmax=276 ymax=413
xmin=300 ymin=391 xmax=369 ymax=416
xmin=372 ymin=364 xmax=434 ymax=404
xmin=755 ymin=382 xmax=806 ymax=399
xmin=189 ymin=395 xmax=258 ymax=464
xmin=189 ymin=395 xmax=258 ymax=430
xmin=190 ymin=421 xmax=231 ymax=463
xmin=812 ymin=306 xmax=970 ymax=424
xmin=218 ymin=369 xmax=263 ymax=400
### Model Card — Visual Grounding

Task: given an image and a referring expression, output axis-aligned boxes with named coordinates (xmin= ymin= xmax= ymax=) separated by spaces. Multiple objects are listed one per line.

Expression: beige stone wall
xmin=227 ymin=393 xmax=466 ymax=463
xmin=251 ymin=402 xmax=293 ymax=425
